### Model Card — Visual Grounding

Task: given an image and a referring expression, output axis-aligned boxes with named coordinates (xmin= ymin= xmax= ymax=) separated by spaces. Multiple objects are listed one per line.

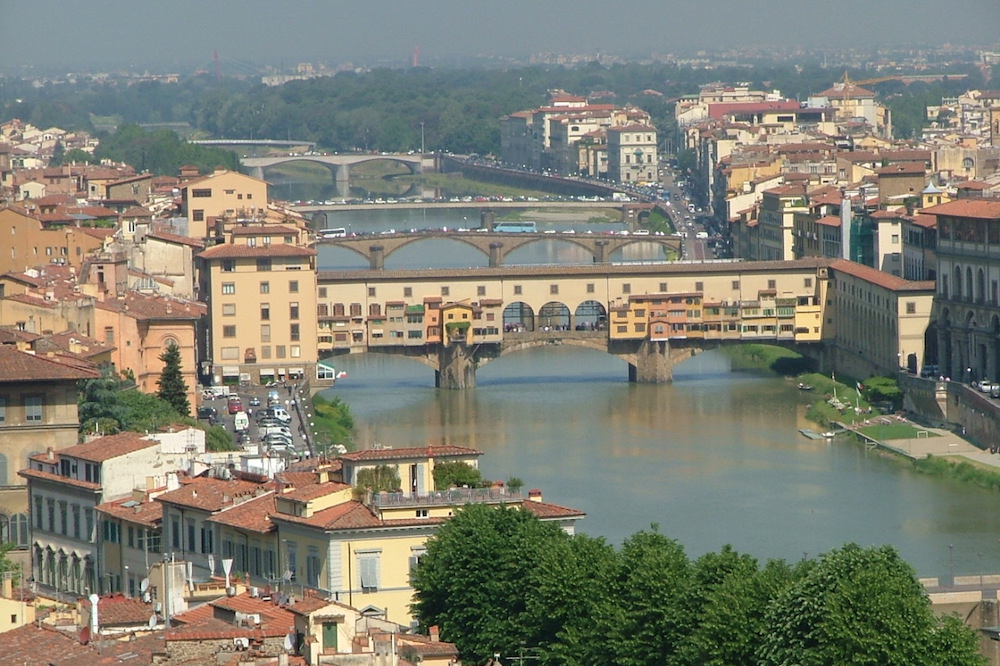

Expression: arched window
xmin=11 ymin=514 xmax=28 ymax=548
xmin=962 ymin=157 xmax=974 ymax=171
xmin=966 ymin=267 xmax=974 ymax=302
xmin=954 ymin=266 xmax=963 ymax=301
xmin=0 ymin=453 xmax=8 ymax=486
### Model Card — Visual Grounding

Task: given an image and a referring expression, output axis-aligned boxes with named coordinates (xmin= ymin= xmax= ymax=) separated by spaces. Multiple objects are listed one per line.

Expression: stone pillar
xmin=489 ymin=242 xmax=504 ymax=267
xmin=481 ymin=209 xmax=496 ymax=231
xmin=594 ymin=239 xmax=610 ymax=264
xmin=629 ymin=339 xmax=672 ymax=383
xmin=369 ymin=245 xmax=384 ymax=270
xmin=248 ymin=166 xmax=264 ymax=180
xmin=437 ymin=343 xmax=477 ymax=389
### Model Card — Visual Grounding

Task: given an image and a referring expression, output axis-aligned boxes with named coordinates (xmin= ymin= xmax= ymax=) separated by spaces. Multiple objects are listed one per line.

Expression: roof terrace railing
xmin=372 ymin=487 xmax=521 ymax=508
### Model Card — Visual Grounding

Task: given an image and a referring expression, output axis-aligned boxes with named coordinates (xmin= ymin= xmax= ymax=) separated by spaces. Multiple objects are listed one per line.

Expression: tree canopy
xmin=156 ymin=342 xmax=190 ymax=417
xmin=411 ymin=508 xmax=985 ymax=666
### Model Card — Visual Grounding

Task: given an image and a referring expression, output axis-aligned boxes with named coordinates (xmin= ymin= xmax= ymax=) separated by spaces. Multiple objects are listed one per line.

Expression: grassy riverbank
xmin=724 ymin=344 xmax=1000 ymax=490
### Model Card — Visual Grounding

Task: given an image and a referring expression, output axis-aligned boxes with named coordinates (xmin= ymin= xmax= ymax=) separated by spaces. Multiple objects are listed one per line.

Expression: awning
xmin=289 ymin=367 xmax=304 ymax=375
xmin=222 ymin=366 xmax=240 ymax=376
xmin=259 ymin=368 xmax=275 ymax=377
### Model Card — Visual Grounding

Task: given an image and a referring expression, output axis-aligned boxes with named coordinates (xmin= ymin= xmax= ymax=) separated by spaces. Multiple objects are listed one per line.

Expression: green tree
xmin=156 ymin=342 xmax=190 ymax=416
xmin=606 ymin=526 xmax=694 ymax=666
xmin=432 ymin=461 xmax=484 ymax=490
xmin=411 ymin=504 xmax=572 ymax=663
xmin=757 ymin=543 xmax=984 ymax=666
xmin=354 ymin=465 xmax=401 ymax=493
xmin=78 ymin=364 xmax=130 ymax=434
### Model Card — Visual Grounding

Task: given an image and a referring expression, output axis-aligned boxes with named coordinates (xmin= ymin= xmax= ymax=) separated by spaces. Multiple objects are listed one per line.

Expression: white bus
xmin=318 ymin=227 xmax=347 ymax=238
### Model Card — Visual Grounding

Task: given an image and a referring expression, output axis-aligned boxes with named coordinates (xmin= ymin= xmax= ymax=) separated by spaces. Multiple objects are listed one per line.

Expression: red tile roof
xmin=94 ymin=291 xmax=207 ymax=320
xmin=80 ymin=593 xmax=157 ymax=626
xmin=922 ymin=199 xmax=1000 ymax=220
xmin=816 ymin=215 xmax=841 ymax=227
xmin=830 ymin=259 xmax=935 ymax=292
xmin=0 ymin=345 xmax=100 ymax=383
xmin=156 ymin=477 xmax=268 ymax=513
xmin=34 ymin=431 xmax=159 ymax=463
xmin=0 ymin=622 xmax=97 ymax=664
xmin=96 ymin=495 xmax=163 ymax=528
xmin=205 ymin=491 xmax=276 ymax=533
xmin=19 ymin=466 xmax=102 ymax=491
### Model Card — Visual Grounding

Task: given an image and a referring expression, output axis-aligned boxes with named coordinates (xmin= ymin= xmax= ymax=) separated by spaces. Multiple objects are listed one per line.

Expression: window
xmin=186 ymin=519 xmax=196 ymax=553
xmin=201 ymin=527 xmax=213 ymax=554
xmin=290 ymin=303 xmax=299 ymax=319
xmin=550 ymin=284 xmax=559 ymax=295
xmin=257 ymin=258 xmax=272 ymax=272
xmin=192 ymin=210 xmax=204 ymax=222
xmin=768 ymin=279 xmax=776 ymax=289
xmin=307 ymin=546 xmax=320 ymax=587
xmin=72 ymin=505 xmax=80 ymax=539
xmin=25 ymin=396 xmax=42 ymax=422
xmin=441 ymin=286 xmax=450 ymax=297
xmin=404 ymin=287 xmax=412 ymax=297
xmin=260 ymin=281 xmax=270 ymax=294
xmin=290 ymin=323 xmax=300 ymax=341
xmin=260 ymin=303 xmax=270 ymax=320
xmin=171 ymin=517 xmax=180 ymax=549
xmin=85 ymin=508 xmax=94 ymax=540
xmin=289 ymin=280 xmax=299 ymax=293
xmin=286 ymin=542 xmax=297 ymax=581
xmin=588 ymin=283 xmax=595 ymax=294
xmin=46 ymin=499 xmax=55 ymax=532
xmin=477 ymin=286 xmax=486 ymax=296
xmin=191 ymin=188 xmax=212 ymax=198
xmin=127 ymin=525 xmax=135 ymax=548
xmin=732 ymin=280 xmax=740 ymax=290
xmin=102 ymin=519 xmax=120 ymax=543
xmin=805 ymin=278 xmax=813 ymax=288
xmin=319 ymin=287 xmax=327 ymax=298
xmin=33 ymin=496 xmax=42 ymax=529
xmin=659 ymin=282 xmax=667 ymax=292
xmin=695 ymin=281 xmax=703 ymax=292
xmin=222 ymin=283 xmax=235 ymax=295
xmin=368 ymin=287 xmax=376 ymax=298
xmin=906 ymin=301 xmax=916 ymax=314
xmin=514 ymin=285 xmax=522 ymax=295
xmin=622 ymin=283 xmax=631 ymax=295
xmin=358 ymin=551 xmax=381 ymax=591
xmin=223 ymin=325 xmax=237 ymax=338
xmin=222 ymin=259 xmax=235 ymax=272
xmin=261 ymin=324 xmax=271 ymax=342
xmin=222 ymin=303 xmax=236 ymax=316
xmin=0 ymin=397 xmax=5 ymax=424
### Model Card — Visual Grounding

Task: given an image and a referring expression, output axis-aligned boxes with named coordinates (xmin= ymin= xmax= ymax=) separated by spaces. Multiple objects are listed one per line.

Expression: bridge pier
xmin=629 ymin=339 xmax=672 ymax=383
xmin=594 ymin=239 xmax=610 ymax=264
xmin=436 ymin=344 xmax=477 ymax=389
xmin=249 ymin=166 xmax=264 ymax=180
xmin=369 ymin=245 xmax=384 ymax=270
xmin=489 ymin=242 xmax=504 ymax=267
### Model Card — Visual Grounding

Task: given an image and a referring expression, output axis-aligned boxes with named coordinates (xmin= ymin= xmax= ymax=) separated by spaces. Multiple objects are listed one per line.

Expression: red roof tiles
xmin=0 ymin=345 xmax=100 ymax=383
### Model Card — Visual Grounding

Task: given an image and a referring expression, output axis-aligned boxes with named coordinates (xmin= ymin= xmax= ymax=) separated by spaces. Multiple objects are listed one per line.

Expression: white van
xmin=260 ymin=425 xmax=293 ymax=439
xmin=233 ymin=411 xmax=249 ymax=432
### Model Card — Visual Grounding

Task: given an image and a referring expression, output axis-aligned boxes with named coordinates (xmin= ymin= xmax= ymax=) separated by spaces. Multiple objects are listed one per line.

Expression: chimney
xmin=2 ymin=575 xmax=12 ymax=598
xmin=47 ymin=448 xmax=55 ymax=462
xmin=429 ymin=625 xmax=440 ymax=642
xmin=528 ymin=489 xmax=543 ymax=503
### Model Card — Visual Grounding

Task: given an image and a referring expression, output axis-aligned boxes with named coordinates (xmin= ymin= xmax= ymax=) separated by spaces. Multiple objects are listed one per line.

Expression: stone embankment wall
xmin=901 ymin=373 xmax=1000 ymax=447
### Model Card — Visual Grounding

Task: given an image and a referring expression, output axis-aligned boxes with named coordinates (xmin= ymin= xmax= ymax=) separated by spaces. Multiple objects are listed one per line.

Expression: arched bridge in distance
xmin=241 ymin=153 xmax=434 ymax=184
xmin=314 ymin=230 xmax=684 ymax=268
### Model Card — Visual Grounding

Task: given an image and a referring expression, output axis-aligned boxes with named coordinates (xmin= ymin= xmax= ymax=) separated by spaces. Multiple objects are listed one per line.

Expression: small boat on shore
xmin=797 ymin=383 xmax=814 ymax=391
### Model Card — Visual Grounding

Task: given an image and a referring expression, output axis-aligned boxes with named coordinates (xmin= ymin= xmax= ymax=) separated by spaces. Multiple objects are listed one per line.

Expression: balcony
xmin=371 ymin=486 xmax=521 ymax=508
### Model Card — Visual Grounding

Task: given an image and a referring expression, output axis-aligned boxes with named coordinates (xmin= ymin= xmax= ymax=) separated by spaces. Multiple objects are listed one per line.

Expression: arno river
xmin=315 ymin=207 xmax=1000 ymax=577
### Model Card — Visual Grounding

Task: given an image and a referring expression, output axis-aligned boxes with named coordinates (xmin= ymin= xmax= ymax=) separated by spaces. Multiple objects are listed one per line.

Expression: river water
xmin=315 ymin=208 xmax=1000 ymax=577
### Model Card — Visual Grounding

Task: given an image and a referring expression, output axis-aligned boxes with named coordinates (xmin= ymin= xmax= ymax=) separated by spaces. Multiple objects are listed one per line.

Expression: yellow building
xmin=178 ymin=169 xmax=269 ymax=241
xmin=0 ymin=346 xmax=99 ymax=564
xmin=0 ymin=205 xmax=108 ymax=275
xmin=197 ymin=236 xmax=319 ymax=387
xmin=440 ymin=302 xmax=475 ymax=346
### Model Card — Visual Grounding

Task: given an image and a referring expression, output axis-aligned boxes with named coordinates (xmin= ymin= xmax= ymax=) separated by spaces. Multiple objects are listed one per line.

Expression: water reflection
xmin=323 ymin=348 xmax=1000 ymax=576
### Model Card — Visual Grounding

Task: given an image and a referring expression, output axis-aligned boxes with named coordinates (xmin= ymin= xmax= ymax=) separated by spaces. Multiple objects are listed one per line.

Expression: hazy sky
xmin=3 ymin=0 xmax=999 ymax=73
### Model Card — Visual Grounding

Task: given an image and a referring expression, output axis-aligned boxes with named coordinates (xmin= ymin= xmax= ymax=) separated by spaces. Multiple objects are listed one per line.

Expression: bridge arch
xmin=503 ymin=302 xmax=535 ymax=332
xmin=574 ymin=300 xmax=608 ymax=330
xmin=538 ymin=301 xmax=571 ymax=330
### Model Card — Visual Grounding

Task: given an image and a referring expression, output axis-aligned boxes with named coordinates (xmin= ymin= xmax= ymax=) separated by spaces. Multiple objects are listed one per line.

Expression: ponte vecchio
xmin=316 ymin=258 xmax=833 ymax=388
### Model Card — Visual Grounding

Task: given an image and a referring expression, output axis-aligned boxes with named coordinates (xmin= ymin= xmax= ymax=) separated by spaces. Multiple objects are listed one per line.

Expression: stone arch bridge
xmin=317 ymin=230 xmax=683 ymax=268
xmin=241 ymin=153 xmax=434 ymax=188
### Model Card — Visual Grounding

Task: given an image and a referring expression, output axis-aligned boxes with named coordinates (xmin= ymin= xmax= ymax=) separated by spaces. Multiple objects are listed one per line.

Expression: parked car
xmin=248 ymin=396 xmax=261 ymax=407
xmin=227 ymin=399 xmax=243 ymax=415
xmin=977 ymin=380 xmax=999 ymax=394
xmin=197 ymin=406 xmax=218 ymax=420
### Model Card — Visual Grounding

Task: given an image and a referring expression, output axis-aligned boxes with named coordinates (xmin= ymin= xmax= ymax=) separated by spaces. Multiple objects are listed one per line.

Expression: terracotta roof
xmin=876 ymin=162 xmax=926 ymax=175
xmin=169 ymin=590 xmax=294 ymax=640
xmin=283 ymin=590 xmax=354 ymax=616
xmin=0 ymin=345 xmax=100 ymax=383
xmin=96 ymin=495 xmax=163 ymax=528
xmin=230 ymin=224 xmax=300 ymax=235
xmin=272 ymin=499 xmax=394 ymax=530
xmin=33 ymin=431 xmax=158 ymax=463
xmin=205 ymin=491 xmax=276 ymax=533
xmin=816 ymin=83 xmax=875 ymax=99
xmin=816 ymin=215 xmax=841 ymax=227
xmin=910 ymin=213 xmax=936 ymax=229
xmin=80 ymin=593 xmax=157 ymax=626
xmin=0 ymin=622 xmax=97 ymax=664
xmin=829 ymin=259 xmax=935 ymax=292
xmin=340 ymin=445 xmax=483 ymax=463
xmin=521 ymin=499 xmax=587 ymax=521
xmin=156 ymin=477 xmax=267 ymax=513
xmin=280 ymin=481 xmax=350 ymax=502
xmin=197 ymin=243 xmax=316 ymax=259
xmin=94 ymin=291 xmax=207 ymax=320
xmin=397 ymin=633 xmax=461 ymax=658
xmin=18 ymin=466 xmax=102 ymax=491
xmin=146 ymin=227 xmax=205 ymax=248
xmin=922 ymin=199 xmax=1000 ymax=220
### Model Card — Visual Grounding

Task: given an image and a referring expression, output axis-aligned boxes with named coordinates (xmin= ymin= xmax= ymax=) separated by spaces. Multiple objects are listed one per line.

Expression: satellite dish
xmin=140 ymin=578 xmax=150 ymax=593
xmin=148 ymin=614 xmax=157 ymax=630
xmin=284 ymin=633 xmax=295 ymax=651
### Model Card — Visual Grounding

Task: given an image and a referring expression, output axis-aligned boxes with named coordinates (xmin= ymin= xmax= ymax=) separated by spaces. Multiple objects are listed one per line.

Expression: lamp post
xmin=949 ymin=543 xmax=954 ymax=582
xmin=420 ymin=122 xmax=425 ymax=154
